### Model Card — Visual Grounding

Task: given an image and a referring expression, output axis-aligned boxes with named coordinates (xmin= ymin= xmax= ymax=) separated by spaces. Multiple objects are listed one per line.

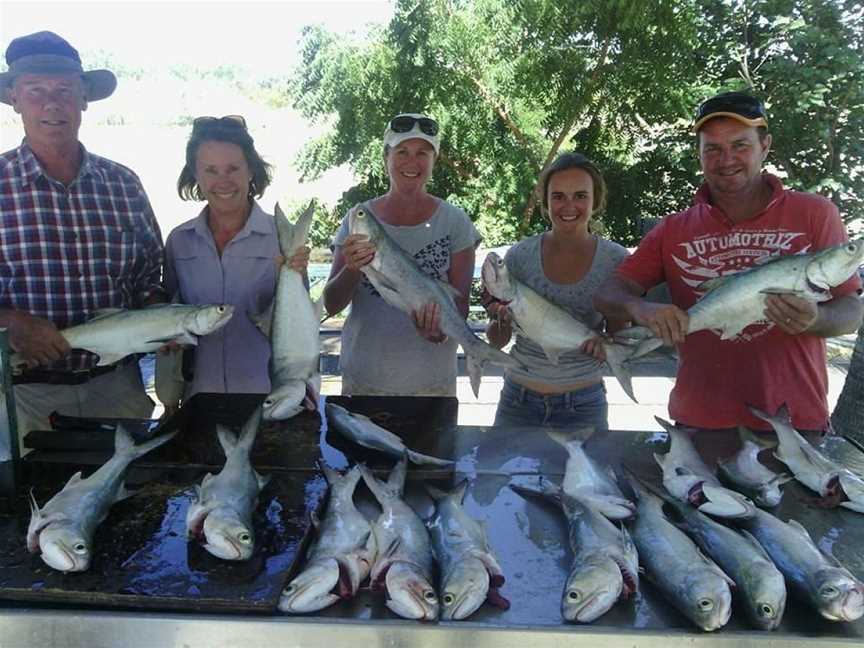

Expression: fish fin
xmin=653 ymin=416 xmax=676 ymax=434
xmin=738 ymin=529 xmax=773 ymax=562
xmin=737 ymin=425 xmax=777 ymax=449
xmin=275 ymin=201 xmax=314 ymax=256
xmin=545 ymin=428 xmax=592 ymax=449
xmin=718 ymin=321 xmax=748 ymax=340
xmin=26 ymin=489 xmax=44 ymax=553
xmin=236 ymin=408 xmax=262 ymax=453
xmin=467 ymin=355 xmax=483 ymax=399
xmin=759 ymin=287 xmax=804 ymax=296
xmin=697 ymin=548 xmax=737 ymax=589
xmin=540 ymin=345 xmax=562 ymax=366
xmin=216 ymin=425 xmax=239 ymax=457
xmin=699 ymin=484 xmax=756 ymax=518
xmin=248 ymin=302 xmax=273 ymax=339
xmin=786 ymin=519 xmax=815 ymax=542
xmin=364 ymin=266 xmax=412 ymax=311
xmin=255 ymin=471 xmax=271 ymax=491
xmin=697 ymin=276 xmax=733 ymax=293
xmin=94 ymin=352 xmax=128 ymax=367
xmin=114 ymin=483 xmax=132 ymax=502
xmin=359 ymin=464 xmax=395 ymax=504
xmin=768 ymin=472 xmax=795 ymax=487
xmin=603 ymin=341 xmax=639 ymax=403
xmin=405 ymin=448 xmax=454 ymax=467
xmin=128 ymin=428 xmax=177 ymax=461
xmin=508 ymin=477 xmax=562 ymax=505
xmin=63 ymin=471 xmax=84 ymax=488
xmin=114 ymin=424 xmax=136 ymax=455
xmin=201 ymin=473 xmax=215 ymax=488
xmin=88 ymin=308 xmax=124 ymax=320
xmin=321 ymin=464 xmax=341 ymax=485
xmin=386 ymin=456 xmax=408 ymax=495
xmin=424 ymin=483 xmax=448 ymax=502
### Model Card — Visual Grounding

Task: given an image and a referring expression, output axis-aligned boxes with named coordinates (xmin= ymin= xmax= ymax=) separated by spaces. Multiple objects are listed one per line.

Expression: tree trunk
xmin=831 ymin=322 xmax=864 ymax=443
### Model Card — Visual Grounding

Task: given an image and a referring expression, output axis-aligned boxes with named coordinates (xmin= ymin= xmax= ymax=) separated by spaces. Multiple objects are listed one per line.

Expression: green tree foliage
xmin=289 ymin=0 xmax=864 ymax=244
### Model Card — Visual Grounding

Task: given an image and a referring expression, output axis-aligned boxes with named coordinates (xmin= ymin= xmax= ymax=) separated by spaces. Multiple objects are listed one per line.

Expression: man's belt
xmin=13 ymin=362 xmax=124 ymax=386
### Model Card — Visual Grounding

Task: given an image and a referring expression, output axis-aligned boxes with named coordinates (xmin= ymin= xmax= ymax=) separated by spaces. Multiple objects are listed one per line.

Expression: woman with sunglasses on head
xmin=324 ymin=113 xmax=481 ymax=396
xmin=163 ymin=116 xmax=310 ymax=402
xmin=483 ymin=152 xmax=629 ymax=431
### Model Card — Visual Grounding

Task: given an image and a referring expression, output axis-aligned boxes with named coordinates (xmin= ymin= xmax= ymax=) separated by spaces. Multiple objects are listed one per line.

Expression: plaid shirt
xmin=0 ymin=141 xmax=164 ymax=370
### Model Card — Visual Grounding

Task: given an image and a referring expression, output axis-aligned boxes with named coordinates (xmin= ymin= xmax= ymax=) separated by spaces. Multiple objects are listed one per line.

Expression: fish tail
xmin=274 ymin=201 xmax=315 ymax=257
xmin=128 ymin=427 xmax=177 ymax=461
xmin=466 ymin=355 xmax=483 ymax=399
xmin=359 ymin=464 xmax=393 ymax=505
xmin=405 ymin=449 xmax=454 ymax=467
xmin=603 ymin=342 xmax=639 ymax=403
xmin=545 ymin=428 xmax=592 ymax=450
xmin=235 ymin=407 xmax=263 ymax=454
xmin=736 ymin=425 xmax=777 ymax=450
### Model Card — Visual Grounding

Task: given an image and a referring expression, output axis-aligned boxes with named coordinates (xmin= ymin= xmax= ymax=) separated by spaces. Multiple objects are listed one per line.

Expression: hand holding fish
xmin=764 ymin=293 xmax=818 ymax=335
xmin=7 ymin=311 xmax=70 ymax=368
xmin=580 ymin=335 xmax=607 ymax=361
xmin=282 ymin=245 xmax=311 ymax=273
xmin=412 ymin=302 xmax=448 ymax=344
xmin=630 ymin=301 xmax=689 ymax=346
xmin=342 ymin=233 xmax=376 ymax=271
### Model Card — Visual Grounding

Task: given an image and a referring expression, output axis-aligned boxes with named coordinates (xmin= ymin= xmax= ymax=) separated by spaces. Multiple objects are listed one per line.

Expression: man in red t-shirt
xmin=594 ymin=91 xmax=863 ymax=432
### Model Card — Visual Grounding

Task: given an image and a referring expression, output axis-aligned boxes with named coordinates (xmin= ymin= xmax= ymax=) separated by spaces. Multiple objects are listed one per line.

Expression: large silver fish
xmin=511 ymin=479 xmax=639 ymax=623
xmin=186 ymin=408 xmax=269 ymax=560
xmin=716 ymin=427 xmax=792 ymax=508
xmin=658 ymin=485 xmax=787 ymax=630
xmin=626 ymin=474 xmax=734 ymax=632
xmin=426 ymin=481 xmax=509 ymax=620
xmin=349 ymin=208 xmax=521 ymax=398
xmin=27 ymin=426 xmax=176 ymax=572
xmin=279 ymin=465 xmax=376 ymax=613
xmin=732 ymin=508 xmax=864 ymax=622
xmin=654 ymin=417 xmax=756 ymax=518
xmin=749 ymin=404 xmax=864 ymax=513
xmin=260 ymin=203 xmax=323 ymax=421
xmin=325 ymin=402 xmax=453 ymax=467
xmin=628 ymin=238 xmax=864 ymax=357
xmin=482 ymin=251 xmax=642 ymax=403
xmin=547 ymin=429 xmax=635 ymax=520
xmin=361 ymin=458 xmax=439 ymax=620
xmin=12 ymin=303 xmax=234 ymax=370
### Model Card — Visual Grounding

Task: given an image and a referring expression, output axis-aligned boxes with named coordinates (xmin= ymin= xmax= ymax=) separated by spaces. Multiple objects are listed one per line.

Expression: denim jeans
xmin=493 ymin=378 xmax=608 ymax=431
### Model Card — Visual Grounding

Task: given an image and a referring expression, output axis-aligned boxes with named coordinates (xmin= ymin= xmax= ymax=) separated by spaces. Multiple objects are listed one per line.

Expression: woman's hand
xmin=287 ymin=245 xmax=311 ymax=273
xmin=342 ymin=234 xmax=376 ymax=272
xmin=580 ymin=335 xmax=607 ymax=361
xmin=412 ymin=302 xmax=448 ymax=344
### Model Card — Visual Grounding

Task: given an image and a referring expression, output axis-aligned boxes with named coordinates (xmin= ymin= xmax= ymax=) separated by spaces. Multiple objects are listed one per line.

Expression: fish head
xmin=481 ymin=251 xmax=515 ymax=302
xmin=439 ymin=556 xmax=490 ymax=620
xmin=263 ymin=381 xmax=307 ymax=421
xmin=188 ymin=304 xmax=234 ymax=335
xmin=279 ymin=557 xmax=343 ymax=613
xmin=384 ymin=562 xmax=439 ymax=620
xmin=348 ymin=208 xmax=379 ymax=242
xmin=202 ymin=512 xmax=254 ymax=561
xmin=806 ymin=239 xmax=864 ymax=293
xmin=812 ymin=568 xmax=864 ymax=622
xmin=561 ymin=555 xmax=624 ymax=623
xmin=679 ymin=569 xmax=732 ymax=631
xmin=741 ymin=562 xmax=786 ymax=631
xmin=755 ymin=484 xmax=783 ymax=508
xmin=38 ymin=522 xmax=91 ymax=572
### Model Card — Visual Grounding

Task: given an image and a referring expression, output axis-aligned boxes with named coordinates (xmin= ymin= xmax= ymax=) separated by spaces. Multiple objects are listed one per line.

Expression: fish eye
xmin=443 ymin=593 xmax=455 ymax=605
xmin=848 ymin=244 xmax=856 ymax=252
xmin=759 ymin=604 xmax=774 ymax=617
xmin=264 ymin=398 xmax=274 ymax=407
xmin=698 ymin=598 xmax=714 ymax=611
xmin=217 ymin=306 xmax=227 ymax=313
xmin=423 ymin=590 xmax=437 ymax=602
xmin=73 ymin=543 xmax=87 ymax=554
xmin=238 ymin=532 xmax=252 ymax=544
xmin=283 ymin=584 xmax=296 ymax=595
xmin=820 ymin=585 xmax=839 ymax=599
xmin=567 ymin=590 xmax=581 ymax=602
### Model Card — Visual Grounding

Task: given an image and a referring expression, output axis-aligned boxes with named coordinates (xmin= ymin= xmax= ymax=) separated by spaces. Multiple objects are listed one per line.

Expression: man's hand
xmin=764 ymin=293 xmax=819 ymax=335
xmin=580 ymin=336 xmax=608 ymax=361
xmin=342 ymin=234 xmax=376 ymax=272
xmin=286 ymin=245 xmax=311 ymax=273
xmin=630 ymin=302 xmax=690 ymax=346
xmin=8 ymin=312 xmax=70 ymax=368
xmin=412 ymin=302 xmax=447 ymax=344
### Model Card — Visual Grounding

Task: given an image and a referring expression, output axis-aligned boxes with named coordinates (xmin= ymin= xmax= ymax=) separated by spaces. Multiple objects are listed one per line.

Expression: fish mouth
xmin=441 ymin=589 xmax=485 ymax=620
xmin=41 ymin=545 xmax=78 ymax=572
xmin=383 ymin=563 xmax=439 ymax=620
xmin=280 ymin=559 xmax=343 ymax=612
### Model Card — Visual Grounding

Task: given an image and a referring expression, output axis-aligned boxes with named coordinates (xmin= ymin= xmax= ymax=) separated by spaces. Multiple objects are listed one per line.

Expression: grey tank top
xmin=506 ymin=234 xmax=629 ymax=385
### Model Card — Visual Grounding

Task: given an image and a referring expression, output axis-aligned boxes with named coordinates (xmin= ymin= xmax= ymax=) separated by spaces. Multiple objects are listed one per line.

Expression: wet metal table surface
xmin=2 ymin=397 xmax=864 ymax=646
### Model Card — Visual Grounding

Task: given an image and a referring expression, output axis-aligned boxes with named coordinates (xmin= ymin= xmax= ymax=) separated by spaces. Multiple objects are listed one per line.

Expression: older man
xmin=0 ymin=31 xmax=165 ymax=443
xmin=594 ymin=91 xmax=863 ymax=432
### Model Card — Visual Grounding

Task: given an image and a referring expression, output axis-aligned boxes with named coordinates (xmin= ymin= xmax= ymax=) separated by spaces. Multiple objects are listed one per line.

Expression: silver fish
xmin=654 ymin=417 xmax=755 ymax=518
xmin=733 ymin=508 xmax=864 ymax=622
xmin=482 ymin=251 xmax=640 ymax=402
xmin=749 ymin=404 xmax=864 ymax=513
xmin=13 ymin=303 xmax=234 ymax=370
xmin=186 ymin=408 xmax=269 ymax=560
xmin=325 ymin=402 xmax=453 ymax=467
xmin=547 ymin=429 xmax=635 ymax=520
xmin=426 ymin=481 xmax=509 ymax=620
xmin=260 ymin=202 xmax=323 ymax=421
xmin=349 ymin=208 xmax=521 ymax=398
xmin=27 ymin=426 xmax=176 ymax=572
xmin=627 ymin=474 xmax=734 ymax=632
xmin=361 ymin=458 xmax=439 ymax=620
xmin=511 ymin=479 xmax=639 ymax=623
xmin=659 ymin=485 xmax=787 ymax=630
xmin=279 ymin=465 xmax=376 ymax=613
xmin=717 ymin=427 xmax=792 ymax=508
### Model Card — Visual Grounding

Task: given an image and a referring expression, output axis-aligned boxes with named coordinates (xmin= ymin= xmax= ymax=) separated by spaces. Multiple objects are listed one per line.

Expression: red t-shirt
xmin=617 ymin=174 xmax=861 ymax=430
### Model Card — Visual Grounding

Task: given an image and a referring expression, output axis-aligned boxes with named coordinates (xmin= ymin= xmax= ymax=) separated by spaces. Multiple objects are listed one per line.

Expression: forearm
xmin=807 ymin=296 xmax=864 ymax=337
xmin=485 ymin=319 xmax=512 ymax=348
xmin=323 ymin=267 xmax=364 ymax=316
xmin=593 ymin=276 xmax=647 ymax=322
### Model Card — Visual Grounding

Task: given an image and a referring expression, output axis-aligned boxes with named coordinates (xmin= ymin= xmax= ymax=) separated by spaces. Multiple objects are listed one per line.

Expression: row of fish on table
xmin=515 ymin=406 xmax=864 ymax=632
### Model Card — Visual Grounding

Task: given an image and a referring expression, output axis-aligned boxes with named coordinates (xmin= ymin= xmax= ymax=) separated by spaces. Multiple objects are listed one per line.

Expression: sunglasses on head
xmin=696 ymin=93 xmax=766 ymax=122
xmin=192 ymin=114 xmax=247 ymax=130
xmin=389 ymin=115 xmax=439 ymax=136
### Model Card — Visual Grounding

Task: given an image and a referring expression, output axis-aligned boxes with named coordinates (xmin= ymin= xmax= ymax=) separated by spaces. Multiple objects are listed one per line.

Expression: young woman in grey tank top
xmin=483 ymin=152 xmax=629 ymax=430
